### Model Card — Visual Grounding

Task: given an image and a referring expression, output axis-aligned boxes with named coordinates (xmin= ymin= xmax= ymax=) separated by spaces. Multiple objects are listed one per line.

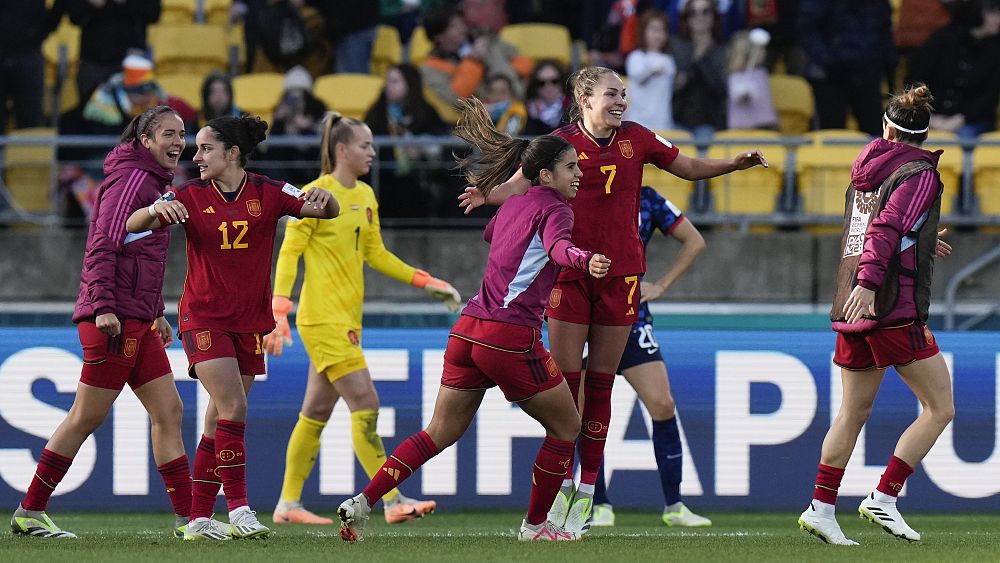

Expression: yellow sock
xmin=279 ymin=413 xmax=326 ymax=504
xmin=351 ymin=409 xmax=400 ymax=502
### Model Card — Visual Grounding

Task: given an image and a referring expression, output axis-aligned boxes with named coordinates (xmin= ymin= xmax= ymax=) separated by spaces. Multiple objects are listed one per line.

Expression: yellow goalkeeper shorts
xmin=298 ymin=323 xmax=367 ymax=382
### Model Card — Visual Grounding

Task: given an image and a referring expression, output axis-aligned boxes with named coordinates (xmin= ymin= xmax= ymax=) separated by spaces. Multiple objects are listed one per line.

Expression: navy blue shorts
xmin=617 ymin=321 xmax=663 ymax=373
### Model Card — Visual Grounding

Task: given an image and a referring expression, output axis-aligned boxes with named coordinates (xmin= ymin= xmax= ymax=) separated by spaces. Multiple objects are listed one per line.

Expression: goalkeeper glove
xmin=263 ymin=295 xmax=293 ymax=356
xmin=411 ymin=270 xmax=462 ymax=313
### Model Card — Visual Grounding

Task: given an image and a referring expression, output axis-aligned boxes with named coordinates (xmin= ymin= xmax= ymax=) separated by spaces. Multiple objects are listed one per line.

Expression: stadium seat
xmin=148 ymin=23 xmax=229 ymax=76
xmin=158 ymin=73 xmax=204 ymax=112
xmin=768 ymin=75 xmax=814 ymax=135
xmin=498 ymin=23 xmax=572 ymax=67
xmin=408 ymin=26 xmax=433 ymax=66
xmin=232 ymin=72 xmax=285 ymax=126
xmin=643 ymin=130 xmax=697 ymax=208
xmin=41 ymin=18 xmax=80 ymax=113
xmin=923 ymin=130 xmax=961 ymax=216
xmin=203 ymin=0 xmax=233 ymax=24
xmin=706 ymin=129 xmax=787 ymax=214
xmin=972 ymin=131 xmax=1000 ymax=214
xmin=3 ymin=128 xmax=56 ymax=214
xmin=796 ymin=130 xmax=871 ymax=217
xmin=371 ymin=25 xmax=402 ymax=77
xmin=160 ymin=0 xmax=196 ymax=23
xmin=313 ymin=74 xmax=384 ymax=120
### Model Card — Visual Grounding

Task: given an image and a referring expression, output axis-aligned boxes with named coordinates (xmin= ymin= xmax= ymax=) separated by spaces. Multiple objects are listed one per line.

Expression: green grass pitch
xmin=4 ymin=510 xmax=999 ymax=562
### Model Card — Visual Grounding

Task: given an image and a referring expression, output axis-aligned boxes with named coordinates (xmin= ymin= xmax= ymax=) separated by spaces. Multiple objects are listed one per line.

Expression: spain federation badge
xmin=246 ymin=199 xmax=262 ymax=217
xmin=618 ymin=139 xmax=633 ymax=158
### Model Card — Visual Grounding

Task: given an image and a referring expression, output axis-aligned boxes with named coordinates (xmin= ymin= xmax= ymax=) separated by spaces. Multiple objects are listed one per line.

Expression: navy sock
xmin=652 ymin=417 xmax=682 ymax=505
xmin=593 ymin=460 xmax=611 ymax=505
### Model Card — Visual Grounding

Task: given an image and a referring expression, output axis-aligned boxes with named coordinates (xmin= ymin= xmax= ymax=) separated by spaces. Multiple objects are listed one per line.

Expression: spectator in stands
xmin=726 ymin=28 xmax=778 ymax=130
xmin=524 ymin=59 xmax=571 ymax=135
xmin=199 ymin=72 xmax=241 ymax=127
xmin=265 ymin=65 xmax=327 ymax=185
xmin=908 ymin=0 xmax=1000 ymax=139
xmin=307 ymin=0 xmax=380 ymax=74
xmin=623 ymin=8 xmax=676 ymax=131
xmin=381 ymin=0 xmax=422 ymax=46
xmin=67 ymin=0 xmax=161 ymax=102
xmin=364 ymin=62 xmax=447 ymax=218
xmin=672 ymin=0 xmax=728 ymax=136
xmin=583 ymin=0 xmax=633 ymax=72
xmin=0 ymin=0 xmax=60 ymax=134
xmin=797 ymin=0 xmax=894 ymax=137
xmin=483 ymin=74 xmax=526 ymax=135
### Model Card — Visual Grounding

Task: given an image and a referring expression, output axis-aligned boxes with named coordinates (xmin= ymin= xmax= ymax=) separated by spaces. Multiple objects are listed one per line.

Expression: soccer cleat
xmin=337 ymin=493 xmax=372 ymax=542
xmin=517 ymin=519 xmax=580 ymax=541
xmin=858 ymin=493 xmax=921 ymax=542
xmin=10 ymin=506 xmax=77 ymax=538
xmin=272 ymin=502 xmax=333 ymax=525
xmin=397 ymin=493 xmax=437 ymax=517
xmin=547 ymin=484 xmax=575 ymax=527
xmin=172 ymin=516 xmax=187 ymax=538
xmin=662 ymin=503 xmax=712 ymax=527
xmin=183 ymin=517 xmax=232 ymax=541
xmin=591 ymin=503 xmax=615 ymax=527
xmin=383 ymin=494 xmax=437 ymax=523
xmin=229 ymin=507 xmax=271 ymax=539
xmin=563 ymin=491 xmax=594 ymax=536
xmin=798 ymin=503 xmax=858 ymax=546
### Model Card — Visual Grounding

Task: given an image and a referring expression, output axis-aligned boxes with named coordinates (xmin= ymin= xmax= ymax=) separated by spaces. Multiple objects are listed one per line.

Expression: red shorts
xmin=79 ymin=319 xmax=172 ymax=391
xmin=180 ymin=329 xmax=266 ymax=378
xmin=834 ymin=321 xmax=940 ymax=370
xmin=441 ymin=315 xmax=564 ymax=402
xmin=545 ymin=274 xmax=640 ymax=326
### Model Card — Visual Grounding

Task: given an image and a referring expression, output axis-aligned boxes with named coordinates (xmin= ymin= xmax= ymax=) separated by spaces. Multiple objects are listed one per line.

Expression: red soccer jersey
xmin=169 ymin=173 xmax=306 ymax=334
xmin=552 ymin=120 xmax=679 ymax=279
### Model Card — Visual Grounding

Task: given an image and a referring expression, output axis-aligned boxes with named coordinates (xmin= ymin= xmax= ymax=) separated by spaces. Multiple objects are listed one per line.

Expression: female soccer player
xmin=590 ymin=186 xmax=711 ymax=528
xmin=11 ymin=106 xmax=192 ymax=539
xmin=337 ymin=97 xmax=610 ymax=543
xmin=125 ymin=114 xmax=339 ymax=541
xmin=266 ymin=112 xmax=458 ymax=525
xmin=798 ymin=83 xmax=954 ymax=546
xmin=460 ymin=65 xmax=766 ymax=534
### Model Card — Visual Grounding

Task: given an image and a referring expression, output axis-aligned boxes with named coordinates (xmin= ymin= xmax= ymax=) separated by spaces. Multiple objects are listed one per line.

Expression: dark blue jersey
xmin=635 ymin=186 xmax=684 ymax=326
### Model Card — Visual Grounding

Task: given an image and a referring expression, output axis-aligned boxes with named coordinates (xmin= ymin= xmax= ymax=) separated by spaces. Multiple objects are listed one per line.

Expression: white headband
xmin=883 ymin=112 xmax=928 ymax=134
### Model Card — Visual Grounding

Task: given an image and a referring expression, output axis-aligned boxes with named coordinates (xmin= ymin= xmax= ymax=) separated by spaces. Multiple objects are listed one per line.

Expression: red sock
xmin=362 ymin=431 xmax=439 ymax=505
xmin=812 ymin=463 xmax=845 ymax=505
xmin=876 ymin=455 xmax=914 ymax=497
xmin=190 ymin=435 xmax=221 ymax=520
xmin=157 ymin=454 xmax=192 ymax=518
xmin=526 ymin=437 xmax=575 ymax=525
xmin=22 ymin=449 xmax=73 ymax=511
xmin=215 ymin=419 xmax=248 ymax=511
xmin=563 ymin=371 xmax=582 ymax=409
xmin=578 ymin=371 xmax=614 ymax=485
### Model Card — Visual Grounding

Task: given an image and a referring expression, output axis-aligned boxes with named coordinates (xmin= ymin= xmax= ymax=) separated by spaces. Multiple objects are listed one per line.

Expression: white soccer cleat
xmin=172 ymin=515 xmax=187 ymax=538
xmin=798 ymin=503 xmax=858 ymax=546
xmin=337 ymin=493 xmax=372 ymax=543
xmin=858 ymin=493 xmax=921 ymax=542
xmin=591 ymin=503 xmax=615 ymax=527
xmin=229 ymin=506 xmax=270 ymax=539
xmin=517 ymin=519 xmax=580 ymax=541
xmin=10 ymin=506 xmax=77 ymax=538
xmin=662 ymin=503 xmax=712 ymax=527
xmin=183 ymin=517 xmax=232 ymax=541
xmin=547 ymin=484 xmax=574 ymax=527
xmin=563 ymin=491 xmax=594 ymax=536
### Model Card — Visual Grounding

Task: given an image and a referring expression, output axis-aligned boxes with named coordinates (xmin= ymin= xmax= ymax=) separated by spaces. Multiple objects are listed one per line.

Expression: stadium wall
xmin=1 ymin=327 xmax=998 ymax=512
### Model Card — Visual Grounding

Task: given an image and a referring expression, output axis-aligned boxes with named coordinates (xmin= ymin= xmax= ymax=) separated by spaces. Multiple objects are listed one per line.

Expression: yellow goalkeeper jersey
xmin=273 ymin=174 xmax=417 ymax=327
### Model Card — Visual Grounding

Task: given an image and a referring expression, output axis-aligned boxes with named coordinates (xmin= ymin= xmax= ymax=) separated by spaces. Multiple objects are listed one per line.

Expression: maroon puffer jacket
xmin=73 ymin=140 xmax=174 ymax=323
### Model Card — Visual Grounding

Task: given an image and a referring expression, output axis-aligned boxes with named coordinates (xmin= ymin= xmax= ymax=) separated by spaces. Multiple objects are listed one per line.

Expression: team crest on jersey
xmin=548 ymin=288 xmax=562 ymax=308
xmin=366 ymin=207 xmax=373 ymax=224
xmin=123 ymin=338 xmax=137 ymax=358
xmin=347 ymin=330 xmax=359 ymax=346
xmin=196 ymin=331 xmax=212 ymax=351
xmin=618 ymin=139 xmax=633 ymax=158
xmin=924 ymin=325 xmax=935 ymax=346
xmin=544 ymin=357 xmax=559 ymax=379
xmin=246 ymin=199 xmax=262 ymax=217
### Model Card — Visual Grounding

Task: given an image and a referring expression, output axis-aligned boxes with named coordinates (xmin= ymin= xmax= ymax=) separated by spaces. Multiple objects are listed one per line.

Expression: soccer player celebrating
xmin=336 ymin=97 xmax=610 ymax=543
xmin=125 ymin=114 xmax=339 ymax=541
xmin=266 ymin=112 xmax=456 ymax=525
xmin=798 ymin=84 xmax=953 ymax=545
xmin=460 ymin=65 xmax=766 ymax=534
xmin=11 ymin=106 xmax=192 ymax=539
xmin=590 ymin=187 xmax=711 ymax=528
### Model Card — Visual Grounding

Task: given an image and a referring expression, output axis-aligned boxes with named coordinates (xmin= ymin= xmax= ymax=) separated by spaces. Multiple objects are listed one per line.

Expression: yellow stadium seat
xmin=923 ymin=130 xmax=961 ymax=215
xmin=707 ymin=129 xmax=787 ymax=214
xmin=769 ymin=74 xmax=813 ymax=135
xmin=643 ymin=130 xmax=696 ymax=208
xmin=160 ymin=0 xmax=195 ymax=23
xmin=42 ymin=18 xmax=80 ymax=112
xmin=796 ymin=130 xmax=870 ymax=217
xmin=232 ymin=72 xmax=285 ymax=126
xmin=148 ymin=23 xmax=229 ymax=76
xmin=498 ymin=23 xmax=572 ymax=67
xmin=3 ymin=128 xmax=56 ymax=214
xmin=371 ymin=25 xmax=402 ymax=77
xmin=158 ymin=73 xmax=204 ymax=111
xmin=408 ymin=26 xmax=433 ymax=66
xmin=313 ymin=74 xmax=384 ymax=120
xmin=203 ymin=0 xmax=233 ymax=24
xmin=972 ymin=131 xmax=1000 ymax=215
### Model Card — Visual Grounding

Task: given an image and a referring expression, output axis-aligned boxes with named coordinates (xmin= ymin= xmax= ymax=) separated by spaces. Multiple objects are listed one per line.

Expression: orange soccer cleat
xmin=272 ymin=503 xmax=333 ymax=525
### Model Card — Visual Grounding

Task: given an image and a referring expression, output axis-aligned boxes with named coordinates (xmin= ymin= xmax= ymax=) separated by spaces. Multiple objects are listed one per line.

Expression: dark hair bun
xmin=241 ymin=114 xmax=269 ymax=146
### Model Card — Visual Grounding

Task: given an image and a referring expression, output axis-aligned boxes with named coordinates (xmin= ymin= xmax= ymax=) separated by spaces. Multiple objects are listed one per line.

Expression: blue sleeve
xmin=640 ymin=187 xmax=683 ymax=243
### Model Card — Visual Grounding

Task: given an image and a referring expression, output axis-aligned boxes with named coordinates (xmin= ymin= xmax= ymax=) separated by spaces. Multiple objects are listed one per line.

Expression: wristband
xmin=148 ymin=203 xmax=158 ymax=217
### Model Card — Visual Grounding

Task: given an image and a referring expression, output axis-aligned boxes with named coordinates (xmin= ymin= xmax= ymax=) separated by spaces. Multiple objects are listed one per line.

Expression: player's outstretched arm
xmin=126 ymin=196 xmax=188 ymax=232
xmin=458 ymin=168 xmax=531 ymax=214
xmin=298 ymin=187 xmax=340 ymax=219
xmin=665 ymin=149 xmax=768 ymax=181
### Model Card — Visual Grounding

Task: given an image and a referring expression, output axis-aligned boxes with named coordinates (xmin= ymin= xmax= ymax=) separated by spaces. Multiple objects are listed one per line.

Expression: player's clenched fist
xmin=588 ymin=254 xmax=611 ymax=278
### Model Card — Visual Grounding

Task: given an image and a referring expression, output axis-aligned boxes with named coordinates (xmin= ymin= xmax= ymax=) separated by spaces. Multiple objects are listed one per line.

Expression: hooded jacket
xmin=73 ymin=140 xmax=174 ymax=323
xmin=831 ymin=137 xmax=942 ymax=332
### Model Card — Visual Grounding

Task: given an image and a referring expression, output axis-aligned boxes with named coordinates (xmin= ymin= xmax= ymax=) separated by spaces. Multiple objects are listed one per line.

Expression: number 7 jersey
xmin=170 ymin=173 xmax=306 ymax=334
xmin=551 ymin=120 xmax=679 ymax=280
